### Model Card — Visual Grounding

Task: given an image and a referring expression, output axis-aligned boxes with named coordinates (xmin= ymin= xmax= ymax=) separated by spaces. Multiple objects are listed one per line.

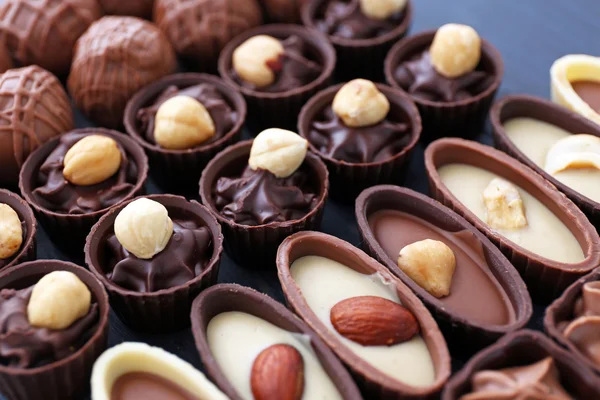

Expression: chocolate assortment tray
xmin=1 ymin=0 xmax=600 ymax=399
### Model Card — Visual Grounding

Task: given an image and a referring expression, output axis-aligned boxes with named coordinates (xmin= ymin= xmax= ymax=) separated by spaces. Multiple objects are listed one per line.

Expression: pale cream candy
xmin=430 ymin=24 xmax=481 ymax=79
xmin=359 ymin=0 xmax=407 ymax=21
xmin=233 ymin=35 xmax=284 ymax=88
xmin=207 ymin=311 xmax=342 ymax=400
xmin=0 ymin=203 xmax=22 ymax=259
xmin=249 ymin=128 xmax=308 ymax=178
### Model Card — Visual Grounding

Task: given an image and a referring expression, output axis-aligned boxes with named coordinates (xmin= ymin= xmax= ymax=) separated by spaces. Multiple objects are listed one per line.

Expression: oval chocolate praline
xmin=0 ymin=190 xmax=36 ymax=271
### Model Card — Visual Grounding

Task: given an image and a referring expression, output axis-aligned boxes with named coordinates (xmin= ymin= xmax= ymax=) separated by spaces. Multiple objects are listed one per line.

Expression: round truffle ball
xmin=98 ymin=0 xmax=155 ymax=19
xmin=0 ymin=66 xmax=74 ymax=186
xmin=260 ymin=0 xmax=307 ymax=23
xmin=154 ymin=0 xmax=263 ymax=70
xmin=0 ymin=0 xmax=102 ymax=76
xmin=68 ymin=16 xmax=177 ymax=129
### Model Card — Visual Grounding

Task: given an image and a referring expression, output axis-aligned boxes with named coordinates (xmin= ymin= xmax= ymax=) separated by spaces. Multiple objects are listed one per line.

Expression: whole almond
xmin=330 ymin=295 xmax=419 ymax=346
xmin=63 ymin=135 xmax=122 ymax=186
xmin=251 ymin=344 xmax=304 ymax=400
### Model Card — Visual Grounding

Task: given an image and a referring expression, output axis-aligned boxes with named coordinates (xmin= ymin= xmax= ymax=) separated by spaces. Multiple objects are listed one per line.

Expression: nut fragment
xmin=232 ymin=35 xmax=284 ymax=88
xmin=154 ymin=95 xmax=216 ymax=150
xmin=332 ymin=79 xmax=390 ymax=128
xmin=251 ymin=344 xmax=304 ymax=400
xmin=0 ymin=204 xmax=22 ymax=259
xmin=430 ymin=23 xmax=481 ymax=79
xmin=114 ymin=198 xmax=173 ymax=259
xmin=545 ymin=134 xmax=600 ymax=175
xmin=63 ymin=135 xmax=122 ymax=186
xmin=28 ymin=271 xmax=91 ymax=330
xmin=330 ymin=296 xmax=419 ymax=346
xmin=482 ymin=178 xmax=528 ymax=230
xmin=359 ymin=0 xmax=407 ymax=20
xmin=397 ymin=239 xmax=456 ymax=298
xmin=249 ymin=128 xmax=308 ymax=178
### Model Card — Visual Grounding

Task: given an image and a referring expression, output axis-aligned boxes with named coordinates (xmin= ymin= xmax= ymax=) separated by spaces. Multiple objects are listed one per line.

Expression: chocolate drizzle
xmin=213 ymin=166 xmax=318 ymax=226
xmin=0 ymin=286 xmax=99 ymax=369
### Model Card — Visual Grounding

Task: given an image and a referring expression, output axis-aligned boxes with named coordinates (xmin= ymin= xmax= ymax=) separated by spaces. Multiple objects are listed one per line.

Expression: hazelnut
xmin=63 ymin=135 xmax=122 ymax=186
xmin=154 ymin=96 xmax=216 ymax=150
xmin=397 ymin=239 xmax=456 ymax=298
xmin=28 ymin=271 xmax=92 ymax=330
xmin=232 ymin=35 xmax=284 ymax=88
xmin=0 ymin=204 xmax=23 ymax=259
xmin=482 ymin=178 xmax=528 ymax=230
xmin=545 ymin=134 xmax=600 ymax=175
xmin=332 ymin=79 xmax=390 ymax=128
xmin=249 ymin=128 xmax=308 ymax=178
xmin=430 ymin=24 xmax=481 ymax=79
xmin=360 ymin=0 xmax=407 ymax=20
xmin=114 ymin=198 xmax=174 ymax=259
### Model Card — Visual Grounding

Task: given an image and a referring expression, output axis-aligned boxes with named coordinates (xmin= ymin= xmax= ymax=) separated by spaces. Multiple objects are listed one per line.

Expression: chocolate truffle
xmin=0 ymin=65 xmax=74 ymax=187
xmin=154 ymin=0 xmax=262 ymax=70
xmin=0 ymin=0 xmax=102 ymax=76
xmin=68 ymin=16 xmax=176 ymax=129
xmin=260 ymin=0 xmax=308 ymax=23
xmin=0 ymin=40 xmax=13 ymax=73
xmin=98 ymin=0 xmax=154 ymax=19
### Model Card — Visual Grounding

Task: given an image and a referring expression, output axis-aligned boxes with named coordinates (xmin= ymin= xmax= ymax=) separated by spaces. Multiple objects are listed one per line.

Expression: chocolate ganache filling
xmin=0 ymin=286 xmax=99 ymax=369
xmin=136 ymin=83 xmax=237 ymax=146
xmin=213 ymin=166 xmax=318 ymax=226
xmin=233 ymin=36 xmax=321 ymax=93
xmin=0 ymin=221 xmax=26 ymax=269
xmin=394 ymin=51 xmax=493 ymax=102
xmin=32 ymin=132 xmax=139 ymax=214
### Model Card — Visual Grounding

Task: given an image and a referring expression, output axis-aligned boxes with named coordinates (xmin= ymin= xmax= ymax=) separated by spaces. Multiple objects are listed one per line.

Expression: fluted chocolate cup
xmin=0 ymin=189 xmax=36 ymax=271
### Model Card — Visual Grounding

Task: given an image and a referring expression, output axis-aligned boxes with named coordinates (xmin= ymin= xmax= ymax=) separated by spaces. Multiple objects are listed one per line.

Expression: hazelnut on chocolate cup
xmin=298 ymin=82 xmax=421 ymax=200
xmin=425 ymin=138 xmax=600 ymax=303
xmin=0 ymin=190 xmax=36 ymax=270
xmin=190 ymin=283 xmax=364 ymax=400
xmin=19 ymin=128 xmax=148 ymax=256
xmin=0 ymin=260 xmax=110 ymax=400
xmin=491 ymin=94 xmax=600 ymax=229
xmin=277 ymin=231 xmax=451 ymax=399
xmin=199 ymin=139 xmax=329 ymax=268
xmin=85 ymin=194 xmax=223 ymax=332
xmin=356 ymin=185 xmax=532 ymax=349
xmin=442 ymin=330 xmax=600 ymax=399
xmin=302 ymin=0 xmax=413 ymax=80
xmin=385 ymin=30 xmax=503 ymax=142
xmin=218 ymin=24 xmax=335 ymax=131
xmin=124 ymin=73 xmax=246 ymax=194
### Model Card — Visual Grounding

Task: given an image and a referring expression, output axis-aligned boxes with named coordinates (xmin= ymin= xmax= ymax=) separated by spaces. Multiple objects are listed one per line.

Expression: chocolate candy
xmin=260 ymin=0 xmax=307 ymax=23
xmin=98 ymin=0 xmax=155 ymax=18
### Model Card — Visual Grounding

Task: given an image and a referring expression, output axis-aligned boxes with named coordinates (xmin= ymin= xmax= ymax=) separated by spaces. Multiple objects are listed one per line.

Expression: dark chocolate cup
xmin=298 ymin=82 xmax=421 ymax=200
xmin=124 ymin=73 xmax=246 ymax=195
xmin=385 ymin=30 xmax=504 ymax=142
xmin=190 ymin=283 xmax=364 ymax=400
xmin=0 ymin=189 xmax=36 ymax=270
xmin=424 ymin=138 xmax=600 ymax=303
xmin=19 ymin=128 xmax=148 ymax=256
xmin=442 ymin=330 xmax=600 ymax=399
xmin=0 ymin=260 xmax=110 ymax=400
xmin=277 ymin=231 xmax=452 ymax=399
xmin=199 ymin=140 xmax=329 ymax=268
xmin=545 ymin=269 xmax=600 ymax=375
xmin=302 ymin=0 xmax=413 ymax=81
xmin=218 ymin=24 xmax=336 ymax=132
xmin=491 ymin=94 xmax=600 ymax=230
xmin=84 ymin=194 xmax=223 ymax=332
xmin=356 ymin=185 xmax=532 ymax=350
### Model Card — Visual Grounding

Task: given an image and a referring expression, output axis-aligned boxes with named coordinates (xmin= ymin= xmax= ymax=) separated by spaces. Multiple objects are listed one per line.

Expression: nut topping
xmin=545 ymin=134 xmax=600 ymax=175
xmin=233 ymin=35 xmax=284 ymax=88
xmin=430 ymin=23 xmax=481 ymax=79
xmin=359 ymin=0 xmax=407 ymax=21
xmin=483 ymin=178 xmax=528 ymax=230
xmin=249 ymin=128 xmax=309 ymax=178
xmin=332 ymin=79 xmax=390 ymax=128
xmin=0 ymin=204 xmax=22 ymax=259
xmin=63 ymin=135 xmax=122 ymax=186
xmin=251 ymin=344 xmax=305 ymax=400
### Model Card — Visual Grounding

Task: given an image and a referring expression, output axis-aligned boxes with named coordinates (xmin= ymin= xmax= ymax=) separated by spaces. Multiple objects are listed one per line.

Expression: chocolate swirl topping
xmin=32 ymin=132 xmax=139 ymax=215
xmin=0 ymin=286 xmax=99 ymax=369
xmin=213 ymin=166 xmax=318 ymax=226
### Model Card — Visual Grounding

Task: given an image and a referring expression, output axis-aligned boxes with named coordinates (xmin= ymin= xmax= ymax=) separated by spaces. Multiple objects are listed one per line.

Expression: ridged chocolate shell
xmin=0 ymin=189 xmax=36 ymax=270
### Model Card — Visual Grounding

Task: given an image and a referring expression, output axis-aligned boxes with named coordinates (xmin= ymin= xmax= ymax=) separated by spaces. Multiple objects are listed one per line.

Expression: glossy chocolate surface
xmin=571 ymin=80 xmax=600 ymax=113
xmin=111 ymin=372 xmax=199 ymax=400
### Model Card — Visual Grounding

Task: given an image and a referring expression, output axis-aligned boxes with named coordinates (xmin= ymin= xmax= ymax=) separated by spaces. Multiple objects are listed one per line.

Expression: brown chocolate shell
xmin=19 ymin=128 xmax=148 ymax=256
xmin=199 ymin=140 xmax=329 ymax=268
xmin=385 ymin=30 xmax=503 ymax=142
xmin=0 ymin=189 xmax=36 ymax=270
xmin=298 ymin=83 xmax=421 ymax=200
xmin=356 ymin=185 xmax=532 ymax=348
xmin=302 ymin=0 xmax=413 ymax=81
xmin=85 ymin=194 xmax=223 ymax=332
xmin=491 ymin=94 xmax=600 ymax=229
xmin=190 ymin=283 xmax=364 ymax=400
xmin=277 ymin=231 xmax=451 ymax=399
xmin=0 ymin=260 xmax=110 ymax=400
xmin=442 ymin=329 xmax=600 ymax=399
xmin=124 ymin=73 xmax=246 ymax=195
xmin=424 ymin=138 xmax=600 ymax=302
xmin=218 ymin=24 xmax=335 ymax=131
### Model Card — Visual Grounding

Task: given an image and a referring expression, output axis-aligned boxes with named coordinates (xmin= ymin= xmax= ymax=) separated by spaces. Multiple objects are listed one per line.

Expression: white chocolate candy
xmin=249 ymin=128 xmax=308 ymax=178
xmin=430 ymin=24 xmax=481 ymax=79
